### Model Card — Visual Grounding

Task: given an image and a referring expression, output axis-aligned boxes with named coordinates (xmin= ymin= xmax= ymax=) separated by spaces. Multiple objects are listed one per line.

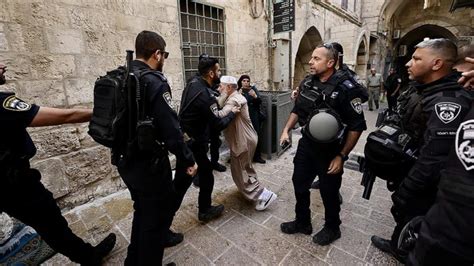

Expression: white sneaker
xmin=255 ymin=188 xmax=277 ymax=211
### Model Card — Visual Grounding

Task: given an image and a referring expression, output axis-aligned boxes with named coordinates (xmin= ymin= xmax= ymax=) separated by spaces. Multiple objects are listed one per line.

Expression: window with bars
xmin=179 ymin=0 xmax=226 ymax=82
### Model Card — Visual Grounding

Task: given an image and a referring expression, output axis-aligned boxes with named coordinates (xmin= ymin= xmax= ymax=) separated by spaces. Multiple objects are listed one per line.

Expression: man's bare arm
xmin=30 ymin=107 xmax=92 ymax=127
xmin=279 ymin=112 xmax=298 ymax=145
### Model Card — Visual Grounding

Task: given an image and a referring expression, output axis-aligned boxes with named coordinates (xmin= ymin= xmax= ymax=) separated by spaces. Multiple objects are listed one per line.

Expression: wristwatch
xmin=338 ymin=152 xmax=349 ymax=161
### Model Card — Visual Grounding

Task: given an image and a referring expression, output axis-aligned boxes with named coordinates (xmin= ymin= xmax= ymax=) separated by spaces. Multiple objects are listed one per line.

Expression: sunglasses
xmin=322 ymin=43 xmax=334 ymax=49
xmin=157 ymin=50 xmax=169 ymax=59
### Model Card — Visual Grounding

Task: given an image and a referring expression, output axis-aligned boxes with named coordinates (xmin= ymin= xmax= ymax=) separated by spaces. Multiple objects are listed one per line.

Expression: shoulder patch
xmin=210 ymin=103 xmax=219 ymax=116
xmin=2 ymin=95 xmax=31 ymax=111
xmin=435 ymin=102 xmax=461 ymax=124
xmin=350 ymin=97 xmax=363 ymax=114
xmin=162 ymin=92 xmax=174 ymax=109
xmin=342 ymin=80 xmax=355 ymax=90
xmin=456 ymin=119 xmax=474 ymax=171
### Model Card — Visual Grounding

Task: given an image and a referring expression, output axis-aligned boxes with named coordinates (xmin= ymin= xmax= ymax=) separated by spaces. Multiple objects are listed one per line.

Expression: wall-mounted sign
xmin=273 ymin=0 xmax=295 ymax=33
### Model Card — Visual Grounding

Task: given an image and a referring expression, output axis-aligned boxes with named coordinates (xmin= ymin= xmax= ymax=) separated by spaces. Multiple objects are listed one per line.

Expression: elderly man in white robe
xmin=217 ymin=76 xmax=277 ymax=211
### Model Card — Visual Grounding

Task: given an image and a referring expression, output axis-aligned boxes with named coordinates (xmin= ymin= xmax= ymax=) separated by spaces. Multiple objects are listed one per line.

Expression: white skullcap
xmin=220 ymin=75 xmax=237 ymax=85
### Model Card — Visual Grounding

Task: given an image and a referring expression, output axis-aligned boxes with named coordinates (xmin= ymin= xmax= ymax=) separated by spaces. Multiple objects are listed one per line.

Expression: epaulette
xmin=152 ymin=71 xmax=167 ymax=82
xmin=342 ymin=79 xmax=355 ymax=90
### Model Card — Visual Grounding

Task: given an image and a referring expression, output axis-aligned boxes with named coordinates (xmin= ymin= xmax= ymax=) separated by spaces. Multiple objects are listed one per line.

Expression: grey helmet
xmin=306 ymin=108 xmax=345 ymax=143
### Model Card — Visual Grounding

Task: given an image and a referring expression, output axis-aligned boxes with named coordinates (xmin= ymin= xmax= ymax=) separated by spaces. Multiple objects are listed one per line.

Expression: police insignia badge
xmin=210 ymin=103 xmax=219 ymax=116
xmin=350 ymin=98 xmax=362 ymax=114
xmin=456 ymin=119 xmax=474 ymax=171
xmin=435 ymin=102 xmax=461 ymax=124
xmin=162 ymin=92 xmax=174 ymax=109
xmin=2 ymin=95 xmax=31 ymax=111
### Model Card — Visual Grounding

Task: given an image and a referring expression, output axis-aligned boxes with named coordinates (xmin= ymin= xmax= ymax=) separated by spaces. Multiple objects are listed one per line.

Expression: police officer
xmin=172 ymin=56 xmax=239 ymax=223
xmin=279 ymin=43 xmax=367 ymax=245
xmin=385 ymin=68 xmax=402 ymax=111
xmin=311 ymin=42 xmax=368 ymax=191
xmin=0 ymin=66 xmax=116 ymax=265
xmin=115 ymin=31 xmax=197 ymax=265
xmin=406 ymin=105 xmax=474 ymax=266
xmin=371 ymin=38 xmax=472 ymax=263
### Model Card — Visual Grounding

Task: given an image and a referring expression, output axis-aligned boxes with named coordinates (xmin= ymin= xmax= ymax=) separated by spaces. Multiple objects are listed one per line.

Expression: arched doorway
xmin=393 ymin=24 xmax=457 ymax=84
xmin=354 ymin=39 xmax=367 ymax=81
xmin=293 ymin=27 xmax=322 ymax=89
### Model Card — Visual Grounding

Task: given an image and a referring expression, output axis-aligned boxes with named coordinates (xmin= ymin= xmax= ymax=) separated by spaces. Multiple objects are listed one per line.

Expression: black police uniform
xmin=389 ymin=73 xmax=472 ymax=255
xmin=407 ymin=105 xmax=474 ymax=266
xmin=208 ymin=84 xmax=224 ymax=167
xmin=172 ymin=75 xmax=235 ymax=216
xmin=291 ymin=71 xmax=366 ymax=230
xmin=385 ymin=73 xmax=402 ymax=110
xmin=0 ymin=92 xmax=101 ymax=264
xmin=116 ymin=60 xmax=195 ymax=265
xmin=241 ymin=85 xmax=265 ymax=161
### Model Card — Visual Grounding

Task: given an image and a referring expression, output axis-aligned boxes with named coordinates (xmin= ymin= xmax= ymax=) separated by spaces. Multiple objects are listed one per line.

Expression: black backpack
xmin=88 ymin=51 xmax=164 ymax=164
xmin=364 ymin=109 xmax=418 ymax=187
xmin=88 ymin=65 xmax=129 ymax=149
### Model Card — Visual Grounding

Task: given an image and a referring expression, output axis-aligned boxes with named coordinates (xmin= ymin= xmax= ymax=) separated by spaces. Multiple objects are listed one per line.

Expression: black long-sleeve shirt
xmin=131 ymin=60 xmax=195 ymax=167
xmin=179 ymin=75 xmax=235 ymax=144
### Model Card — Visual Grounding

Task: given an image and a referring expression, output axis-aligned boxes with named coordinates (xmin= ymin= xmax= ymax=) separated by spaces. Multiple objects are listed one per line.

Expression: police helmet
xmin=306 ymin=108 xmax=344 ymax=143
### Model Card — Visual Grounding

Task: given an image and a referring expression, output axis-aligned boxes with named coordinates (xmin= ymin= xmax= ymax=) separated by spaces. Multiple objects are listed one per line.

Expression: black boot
xmin=280 ymin=220 xmax=313 ymax=235
xmin=198 ymin=204 xmax=224 ymax=222
xmin=311 ymin=180 xmax=320 ymax=189
xmin=371 ymin=235 xmax=407 ymax=263
xmin=253 ymin=157 xmax=266 ymax=164
xmin=164 ymin=230 xmax=184 ymax=248
xmin=212 ymin=162 xmax=227 ymax=172
xmin=312 ymin=226 xmax=341 ymax=246
xmin=83 ymin=233 xmax=116 ymax=265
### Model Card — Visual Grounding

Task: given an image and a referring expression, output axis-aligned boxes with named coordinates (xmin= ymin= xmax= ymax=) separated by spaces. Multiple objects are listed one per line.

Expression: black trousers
xmin=0 ymin=168 xmax=96 ymax=264
xmin=407 ymin=221 xmax=473 ymax=266
xmin=292 ymin=136 xmax=342 ymax=228
xmin=173 ymin=142 xmax=214 ymax=214
xmin=209 ymin=129 xmax=222 ymax=164
xmin=406 ymin=201 xmax=474 ymax=266
xmin=118 ymin=155 xmax=174 ymax=266
xmin=387 ymin=94 xmax=398 ymax=111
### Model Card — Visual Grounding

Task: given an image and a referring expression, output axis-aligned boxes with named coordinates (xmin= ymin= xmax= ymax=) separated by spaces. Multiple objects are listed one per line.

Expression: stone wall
xmin=393 ymin=0 xmax=472 ymax=38
xmin=290 ymin=0 xmax=370 ymax=86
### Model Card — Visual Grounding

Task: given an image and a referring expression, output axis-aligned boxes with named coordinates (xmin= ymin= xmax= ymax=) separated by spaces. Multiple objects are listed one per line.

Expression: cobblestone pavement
xmin=46 ymin=103 xmax=403 ymax=265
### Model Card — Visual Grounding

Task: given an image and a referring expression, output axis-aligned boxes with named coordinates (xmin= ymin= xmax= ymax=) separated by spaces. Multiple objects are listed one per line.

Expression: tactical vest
xmin=298 ymin=75 xmax=345 ymax=143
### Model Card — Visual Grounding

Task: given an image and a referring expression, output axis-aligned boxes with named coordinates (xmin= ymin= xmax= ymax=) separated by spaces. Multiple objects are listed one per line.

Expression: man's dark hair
xmin=135 ymin=30 xmax=166 ymax=59
xmin=198 ymin=57 xmax=219 ymax=76
xmin=199 ymin=53 xmax=210 ymax=61
xmin=317 ymin=43 xmax=338 ymax=64
xmin=331 ymin=42 xmax=344 ymax=67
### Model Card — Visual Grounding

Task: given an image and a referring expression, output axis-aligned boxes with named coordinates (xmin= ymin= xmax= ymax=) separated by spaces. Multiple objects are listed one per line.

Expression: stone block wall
xmin=394 ymin=0 xmax=473 ymax=37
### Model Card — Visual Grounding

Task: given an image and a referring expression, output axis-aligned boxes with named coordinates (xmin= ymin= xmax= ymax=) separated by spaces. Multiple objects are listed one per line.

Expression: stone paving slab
xmin=45 ymin=106 xmax=402 ymax=265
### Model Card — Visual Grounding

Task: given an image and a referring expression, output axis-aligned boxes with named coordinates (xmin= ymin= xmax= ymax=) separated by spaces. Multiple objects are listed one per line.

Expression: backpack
xmin=88 ymin=51 xmax=166 ymax=164
xmin=88 ymin=65 xmax=129 ymax=149
xmin=364 ymin=108 xmax=418 ymax=188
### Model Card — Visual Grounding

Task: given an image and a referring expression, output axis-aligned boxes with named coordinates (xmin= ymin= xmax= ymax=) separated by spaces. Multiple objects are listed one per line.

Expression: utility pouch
xmin=136 ymin=118 xmax=155 ymax=152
